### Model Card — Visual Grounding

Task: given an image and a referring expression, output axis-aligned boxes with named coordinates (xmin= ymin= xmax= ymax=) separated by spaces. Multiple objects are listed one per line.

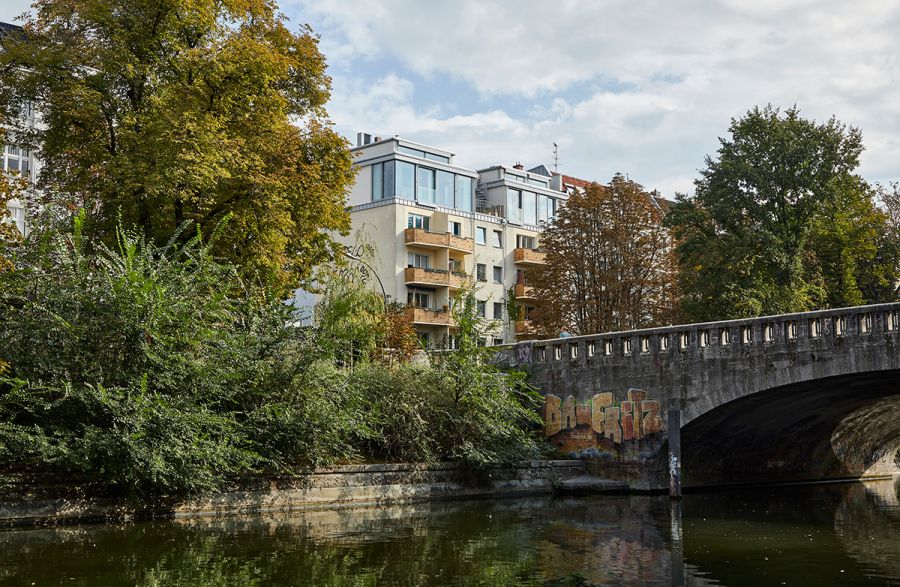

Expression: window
xmin=523 ymin=191 xmax=537 ymax=225
xmin=493 ymin=265 xmax=503 ymax=283
xmin=419 ymin=332 xmax=431 ymax=349
xmin=448 ymin=258 xmax=463 ymax=273
xmin=861 ymin=314 xmax=872 ymax=334
xmin=436 ymin=170 xmax=454 ymax=207
xmin=623 ymin=338 xmax=632 ymax=355
xmin=372 ymin=163 xmax=383 ymax=200
xmin=396 ymin=161 xmax=414 ymax=199
xmin=516 ymin=235 xmax=536 ymax=249
xmin=604 ymin=340 xmax=614 ymax=356
xmin=455 ymin=176 xmax=473 ymax=211
xmin=587 ymin=342 xmax=596 ymax=357
xmin=8 ymin=205 xmax=25 ymax=235
xmin=492 ymin=230 xmax=502 ymax=248
xmin=537 ymin=195 xmax=550 ymax=223
xmin=493 ymin=302 xmax=504 ymax=319
xmin=425 ymin=152 xmax=450 ymax=163
xmin=398 ymin=145 xmax=426 ymax=159
xmin=787 ymin=321 xmax=798 ymax=340
xmin=699 ymin=331 xmax=710 ymax=348
xmin=763 ymin=324 xmax=775 ymax=343
xmin=741 ymin=326 xmax=752 ymax=344
xmin=407 ymin=253 xmax=430 ymax=269
xmin=835 ymin=316 xmax=846 ymax=336
xmin=476 ymin=227 xmax=486 ymax=245
xmin=408 ymin=214 xmax=430 ymax=230
xmin=570 ymin=344 xmax=578 ymax=360
xmin=679 ymin=332 xmax=689 ymax=350
xmin=477 ymin=301 xmax=486 ymax=318
xmin=640 ymin=336 xmax=650 ymax=353
xmin=450 ymin=221 xmax=462 ymax=237
xmin=407 ymin=290 xmax=431 ymax=308
xmin=659 ymin=335 xmax=669 ymax=351
xmin=507 ymin=188 xmax=523 ymax=224
xmin=417 ymin=167 xmax=436 ymax=204
xmin=2 ymin=145 xmax=29 ymax=176
xmin=478 ymin=338 xmax=487 ymax=347
xmin=720 ymin=328 xmax=730 ymax=345
xmin=476 ymin=263 xmax=487 ymax=282
xmin=493 ymin=338 xmax=504 ymax=346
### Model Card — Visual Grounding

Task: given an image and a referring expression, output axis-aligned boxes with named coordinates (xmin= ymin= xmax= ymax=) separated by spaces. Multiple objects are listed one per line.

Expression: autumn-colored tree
xmin=666 ymin=105 xmax=897 ymax=321
xmin=529 ymin=174 xmax=678 ymax=336
xmin=0 ymin=0 xmax=354 ymax=297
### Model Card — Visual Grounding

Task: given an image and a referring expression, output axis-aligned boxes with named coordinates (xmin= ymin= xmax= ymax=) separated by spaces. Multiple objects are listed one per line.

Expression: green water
xmin=1 ymin=478 xmax=898 ymax=586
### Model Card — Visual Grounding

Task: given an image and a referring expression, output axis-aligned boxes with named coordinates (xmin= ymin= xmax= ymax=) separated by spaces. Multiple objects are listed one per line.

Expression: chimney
xmin=513 ymin=162 xmax=524 ymax=170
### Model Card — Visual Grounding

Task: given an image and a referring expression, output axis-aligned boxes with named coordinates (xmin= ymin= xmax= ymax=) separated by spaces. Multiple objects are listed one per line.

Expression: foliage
xmin=0 ymin=221 xmax=547 ymax=497
xmin=529 ymin=174 xmax=678 ymax=336
xmin=0 ymin=0 xmax=355 ymax=297
xmin=666 ymin=105 xmax=897 ymax=321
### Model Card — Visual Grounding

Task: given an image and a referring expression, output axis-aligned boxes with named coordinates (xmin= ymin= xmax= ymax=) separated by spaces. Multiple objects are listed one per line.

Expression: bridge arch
xmin=518 ymin=303 xmax=900 ymax=488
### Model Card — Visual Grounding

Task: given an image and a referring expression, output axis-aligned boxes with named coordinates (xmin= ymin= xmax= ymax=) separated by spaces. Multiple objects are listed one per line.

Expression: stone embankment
xmin=0 ymin=460 xmax=626 ymax=527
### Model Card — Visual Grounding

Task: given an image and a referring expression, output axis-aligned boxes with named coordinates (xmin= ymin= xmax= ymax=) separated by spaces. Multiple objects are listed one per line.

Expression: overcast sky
xmin=3 ymin=1 xmax=899 ymax=196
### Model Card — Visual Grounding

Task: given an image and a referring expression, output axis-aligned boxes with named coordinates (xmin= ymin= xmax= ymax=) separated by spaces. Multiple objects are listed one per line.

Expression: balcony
xmin=404 ymin=306 xmax=454 ymax=327
xmin=514 ymin=283 xmax=537 ymax=303
xmin=513 ymin=248 xmax=547 ymax=266
xmin=404 ymin=267 xmax=472 ymax=289
xmin=405 ymin=228 xmax=474 ymax=254
xmin=515 ymin=319 xmax=535 ymax=336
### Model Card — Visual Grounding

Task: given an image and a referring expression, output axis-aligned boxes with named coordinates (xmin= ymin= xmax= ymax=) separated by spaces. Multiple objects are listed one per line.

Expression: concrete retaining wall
xmin=0 ymin=460 xmax=588 ymax=527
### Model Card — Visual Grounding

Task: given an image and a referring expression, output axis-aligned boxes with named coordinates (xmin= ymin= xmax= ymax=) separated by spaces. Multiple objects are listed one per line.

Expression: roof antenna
xmin=553 ymin=142 xmax=559 ymax=173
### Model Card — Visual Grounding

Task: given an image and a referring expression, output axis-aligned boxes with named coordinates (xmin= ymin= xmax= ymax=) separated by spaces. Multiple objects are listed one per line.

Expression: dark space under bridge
xmin=511 ymin=303 xmax=900 ymax=493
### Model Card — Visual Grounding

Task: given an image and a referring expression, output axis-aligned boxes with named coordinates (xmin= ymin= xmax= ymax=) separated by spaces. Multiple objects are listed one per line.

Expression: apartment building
xmin=1 ymin=22 xmax=36 ymax=237
xmin=344 ymin=134 xmax=568 ymax=348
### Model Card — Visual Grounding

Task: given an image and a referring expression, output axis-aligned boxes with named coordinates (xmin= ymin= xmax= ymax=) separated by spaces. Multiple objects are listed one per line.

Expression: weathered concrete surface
xmin=514 ymin=303 xmax=900 ymax=489
xmin=0 ymin=460 xmax=599 ymax=526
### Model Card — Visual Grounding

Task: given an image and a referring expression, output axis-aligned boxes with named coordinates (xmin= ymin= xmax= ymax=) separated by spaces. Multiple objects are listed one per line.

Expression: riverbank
xmin=0 ymin=460 xmax=631 ymax=527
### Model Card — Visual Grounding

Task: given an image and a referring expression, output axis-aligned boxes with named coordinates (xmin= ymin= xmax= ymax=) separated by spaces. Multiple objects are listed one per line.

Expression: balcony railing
xmin=405 ymin=228 xmax=474 ymax=254
xmin=514 ymin=283 xmax=537 ymax=302
xmin=404 ymin=306 xmax=454 ymax=326
xmin=515 ymin=319 xmax=535 ymax=336
xmin=404 ymin=267 xmax=472 ymax=289
xmin=513 ymin=248 xmax=547 ymax=266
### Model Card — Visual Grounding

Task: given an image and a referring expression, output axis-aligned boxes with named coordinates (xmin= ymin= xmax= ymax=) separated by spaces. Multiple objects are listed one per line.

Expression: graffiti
xmin=544 ymin=390 xmax=663 ymax=448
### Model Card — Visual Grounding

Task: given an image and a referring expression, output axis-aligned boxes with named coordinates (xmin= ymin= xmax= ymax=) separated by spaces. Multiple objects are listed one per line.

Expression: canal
xmin=1 ymin=478 xmax=897 ymax=586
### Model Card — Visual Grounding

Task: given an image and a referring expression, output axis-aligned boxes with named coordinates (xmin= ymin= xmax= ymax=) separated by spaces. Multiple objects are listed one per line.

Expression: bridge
xmin=512 ymin=303 xmax=900 ymax=494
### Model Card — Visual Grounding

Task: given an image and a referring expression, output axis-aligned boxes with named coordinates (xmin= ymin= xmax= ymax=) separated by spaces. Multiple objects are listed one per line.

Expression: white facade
xmin=343 ymin=135 xmax=568 ymax=348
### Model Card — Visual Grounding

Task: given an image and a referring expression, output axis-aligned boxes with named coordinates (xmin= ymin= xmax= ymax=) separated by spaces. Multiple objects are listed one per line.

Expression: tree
xmin=529 ymin=174 xmax=678 ymax=336
xmin=0 ymin=0 xmax=354 ymax=297
xmin=666 ymin=105 xmax=894 ymax=321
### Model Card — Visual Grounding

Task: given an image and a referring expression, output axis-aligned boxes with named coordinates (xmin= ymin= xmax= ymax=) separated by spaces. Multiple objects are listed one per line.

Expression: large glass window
xmin=425 ymin=152 xmax=451 ymax=163
xmin=372 ymin=163 xmax=383 ymax=200
xmin=408 ymin=213 xmax=430 ymax=230
xmin=398 ymin=146 xmax=426 ymax=159
xmin=537 ymin=194 xmax=550 ymax=223
xmin=436 ymin=170 xmax=454 ymax=207
xmin=395 ymin=161 xmax=414 ymax=199
xmin=455 ymin=176 xmax=473 ymax=211
xmin=417 ymin=166 xmax=436 ymax=204
xmin=523 ymin=191 xmax=537 ymax=225
xmin=507 ymin=188 xmax=523 ymax=224
xmin=407 ymin=252 xmax=431 ymax=268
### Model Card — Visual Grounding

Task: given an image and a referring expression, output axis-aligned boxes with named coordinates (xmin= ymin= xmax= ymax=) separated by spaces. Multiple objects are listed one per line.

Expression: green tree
xmin=666 ymin=105 xmax=893 ymax=320
xmin=0 ymin=0 xmax=354 ymax=297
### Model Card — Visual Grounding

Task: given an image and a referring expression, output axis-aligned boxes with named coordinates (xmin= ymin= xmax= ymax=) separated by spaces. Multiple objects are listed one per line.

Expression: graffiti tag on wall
xmin=544 ymin=390 xmax=663 ymax=452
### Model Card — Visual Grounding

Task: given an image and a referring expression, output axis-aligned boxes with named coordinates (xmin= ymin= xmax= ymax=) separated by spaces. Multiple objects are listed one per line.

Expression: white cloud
xmin=290 ymin=0 xmax=900 ymax=194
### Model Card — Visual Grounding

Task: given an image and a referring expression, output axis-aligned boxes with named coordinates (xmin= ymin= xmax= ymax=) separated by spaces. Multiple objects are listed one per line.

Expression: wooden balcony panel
xmin=514 ymin=283 xmax=537 ymax=301
xmin=404 ymin=266 xmax=450 ymax=287
xmin=448 ymin=271 xmax=472 ymax=291
xmin=404 ymin=306 xmax=454 ymax=326
xmin=513 ymin=248 xmax=547 ymax=266
xmin=405 ymin=228 xmax=474 ymax=254
xmin=515 ymin=319 xmax=535 ymax=335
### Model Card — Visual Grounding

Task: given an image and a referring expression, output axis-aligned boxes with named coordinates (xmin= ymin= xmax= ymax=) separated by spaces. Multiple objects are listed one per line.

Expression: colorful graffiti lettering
xmin=544 ymin=390 xmax=663 ymax=449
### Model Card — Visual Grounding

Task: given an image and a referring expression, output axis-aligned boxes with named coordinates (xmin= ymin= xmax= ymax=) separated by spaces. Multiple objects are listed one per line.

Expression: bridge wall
xmin=515 ymin=303 xmax=900 ymax=489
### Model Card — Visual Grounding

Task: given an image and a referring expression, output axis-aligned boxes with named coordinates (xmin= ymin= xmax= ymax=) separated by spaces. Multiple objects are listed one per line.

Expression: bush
xmin=0 ymin=219 xmax=548 ymax=498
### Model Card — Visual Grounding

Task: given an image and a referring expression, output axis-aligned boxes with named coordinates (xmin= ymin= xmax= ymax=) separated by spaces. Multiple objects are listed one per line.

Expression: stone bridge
xmin=513 ymin=303 xmax=900 ymax=492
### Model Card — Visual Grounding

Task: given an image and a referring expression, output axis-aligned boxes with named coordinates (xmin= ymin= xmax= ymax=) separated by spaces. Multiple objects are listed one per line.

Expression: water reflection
xmin=0 ymin=479 xmax=897 ymax=586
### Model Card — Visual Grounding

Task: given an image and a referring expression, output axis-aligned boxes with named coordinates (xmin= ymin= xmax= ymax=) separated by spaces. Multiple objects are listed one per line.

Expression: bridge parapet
xmin=518 ymin=303 xmax=900 ymax=367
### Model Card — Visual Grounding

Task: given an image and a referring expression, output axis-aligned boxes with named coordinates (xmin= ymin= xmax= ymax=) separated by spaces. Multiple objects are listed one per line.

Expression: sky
xmin=3 ymin=0 xmax=899 ymax=196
